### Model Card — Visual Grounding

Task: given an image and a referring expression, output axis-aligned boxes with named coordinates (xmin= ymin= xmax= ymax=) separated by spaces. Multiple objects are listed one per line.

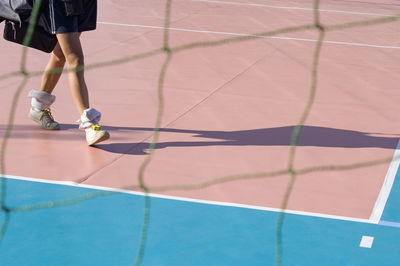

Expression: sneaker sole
xmin=88 ymin=132 xmax=110 ymax=146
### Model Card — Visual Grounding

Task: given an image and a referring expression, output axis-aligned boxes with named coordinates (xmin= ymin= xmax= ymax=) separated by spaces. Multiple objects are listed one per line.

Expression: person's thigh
xmin=56 ymin=33 xmax=84 ymax=64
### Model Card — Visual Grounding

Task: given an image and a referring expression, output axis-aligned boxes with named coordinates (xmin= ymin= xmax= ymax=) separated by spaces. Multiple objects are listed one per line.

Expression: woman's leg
xmin=55 ymin=32 xmax=89 ymax=114
xmin=39 ymin=43 xmax=66 ymax=94
xmin=55 ymin=32 xmax=109 ymax=145
xmin=27 ymin=44 xmax=66 ymax=130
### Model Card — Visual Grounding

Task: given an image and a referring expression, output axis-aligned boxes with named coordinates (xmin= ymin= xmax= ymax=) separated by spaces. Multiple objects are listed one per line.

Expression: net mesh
xmin=1 ymin=0 xmax=400 ymax=265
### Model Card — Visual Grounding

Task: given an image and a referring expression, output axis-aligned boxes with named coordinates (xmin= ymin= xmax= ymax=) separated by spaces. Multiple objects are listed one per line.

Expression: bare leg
xmin=55 ymin=32 xmax=89 ymax=114
xmin=45 ymin=32 xmax=109 ymax=145
xmin=39 ymin=43 xmax=66 ymax=94
xmin=28 ymin=43 xmax=66 ymax=130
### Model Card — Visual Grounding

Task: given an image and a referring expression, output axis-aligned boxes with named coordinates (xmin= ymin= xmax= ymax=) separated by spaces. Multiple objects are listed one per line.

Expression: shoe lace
xmin=91 ymin=124 xmax=102 ymax=131
xmin=40 ymin=108 xmax=54 ymax=121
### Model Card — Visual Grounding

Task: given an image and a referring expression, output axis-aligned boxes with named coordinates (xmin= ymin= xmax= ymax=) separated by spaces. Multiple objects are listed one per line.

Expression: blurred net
xmin=0 ymin=0 xmax=400 ymax=265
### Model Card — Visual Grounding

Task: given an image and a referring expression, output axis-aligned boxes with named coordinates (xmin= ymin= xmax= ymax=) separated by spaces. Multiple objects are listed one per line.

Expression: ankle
xmin=78 ymin=108 xmax=101 ymax=129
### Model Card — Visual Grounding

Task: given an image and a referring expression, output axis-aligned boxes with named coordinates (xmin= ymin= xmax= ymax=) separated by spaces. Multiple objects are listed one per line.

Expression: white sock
xmin=28 ymin=89 xmax=56 ymax=111
xmin=78 ymin=108 xmax=102 ymax=129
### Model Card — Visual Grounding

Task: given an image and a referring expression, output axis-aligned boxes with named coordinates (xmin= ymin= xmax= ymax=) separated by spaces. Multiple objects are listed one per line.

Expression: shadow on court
xmin=92 ymin=125 xmax=399 ymax=155
xmin=1 ymin=124 xmax=398 ymax=155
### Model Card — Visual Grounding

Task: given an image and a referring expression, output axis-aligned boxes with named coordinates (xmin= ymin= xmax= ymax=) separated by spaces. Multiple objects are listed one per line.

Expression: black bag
xmin=3 ymin=20 xmax=57 ymax=53
xmin=61 ymin=0 xmax=84 ymax=17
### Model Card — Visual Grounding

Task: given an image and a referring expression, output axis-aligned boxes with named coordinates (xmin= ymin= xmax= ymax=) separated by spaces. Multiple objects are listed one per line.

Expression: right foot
xmin=85 ymin=124 xmax=110 ymax=146
xmin=29 ymin=108 xmax=60 ymax=130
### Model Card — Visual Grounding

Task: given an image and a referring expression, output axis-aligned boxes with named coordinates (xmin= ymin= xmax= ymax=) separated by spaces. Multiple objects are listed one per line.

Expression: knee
xmin=65 ymin=52 xmax=85 ymax=69
xmin=51 ymin=50 xmax=66 ymax=65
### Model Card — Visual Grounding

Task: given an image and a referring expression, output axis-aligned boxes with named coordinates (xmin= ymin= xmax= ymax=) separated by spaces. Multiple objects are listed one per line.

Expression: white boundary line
xmin=97 ymin=21 xmax=400 ymax=50
xmin=192 ymin=0 xmax=399 ymax=18
xmin=369 ymin=140 xmax=400 ymax=223
xmin=2 ymin=174 xmax=373 ymax=225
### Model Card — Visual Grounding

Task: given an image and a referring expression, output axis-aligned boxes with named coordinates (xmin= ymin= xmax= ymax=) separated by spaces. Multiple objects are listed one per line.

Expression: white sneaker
xmin=29 ymin=108 xmax=60 ymax=130
xmin=85 ymin=124 xmax=110 ymax=146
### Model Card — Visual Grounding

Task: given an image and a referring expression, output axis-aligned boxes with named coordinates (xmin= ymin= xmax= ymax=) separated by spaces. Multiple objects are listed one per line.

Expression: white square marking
xmin=360 ymin=236 xmax=374 ymax=248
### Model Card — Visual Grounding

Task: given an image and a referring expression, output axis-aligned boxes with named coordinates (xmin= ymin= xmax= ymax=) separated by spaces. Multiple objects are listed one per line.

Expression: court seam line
xmin=2 ymin=174 xmax=374 ymax=225
xmin=192 ymin=0 xmax=400 ymax=18
xmin=75 ymin=51 xmax=272 ymax=183
xmin=74 ymin=135 xmax=152 ymax=183
xmin=142 ymin=52 xmax=274 ymax=140
xmin=369 ymin=139 xmax=400 ymax=223
xmin=97 ymin=21 xmax=400 ymax=50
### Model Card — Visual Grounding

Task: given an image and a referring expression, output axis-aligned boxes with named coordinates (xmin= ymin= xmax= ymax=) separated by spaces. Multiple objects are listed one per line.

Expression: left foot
xmin=29 ymin=108 xmax=60 ymax=130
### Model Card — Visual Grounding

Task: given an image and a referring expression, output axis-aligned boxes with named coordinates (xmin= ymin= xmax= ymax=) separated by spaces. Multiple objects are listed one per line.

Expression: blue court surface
xmin=0 ymin=172 xmax=399 ymax=266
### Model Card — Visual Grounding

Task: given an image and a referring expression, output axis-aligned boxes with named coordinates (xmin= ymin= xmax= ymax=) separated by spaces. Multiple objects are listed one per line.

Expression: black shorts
xmin=45 ymin=0 xmax=97 ymax=34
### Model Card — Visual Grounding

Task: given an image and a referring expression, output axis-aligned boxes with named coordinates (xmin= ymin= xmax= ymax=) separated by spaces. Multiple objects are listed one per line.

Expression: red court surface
xmin=1 ymin=0 xmax=400 ymax=222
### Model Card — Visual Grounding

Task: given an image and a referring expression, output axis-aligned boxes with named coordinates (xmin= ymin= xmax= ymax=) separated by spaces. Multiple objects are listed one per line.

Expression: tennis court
xmin=1 ymin=0 xmax=400 ymax=265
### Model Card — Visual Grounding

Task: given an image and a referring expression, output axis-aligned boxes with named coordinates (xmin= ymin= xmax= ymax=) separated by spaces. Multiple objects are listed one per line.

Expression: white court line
xmin=2 ymin=174 xmax=373 ymax=225
xmin=192 ymin=0 xmax=399 ymax=18
xmin=360 ymin=236 xmax=374 ymax=248
xmin=369 ymin=140 xmax=400 ymax=223
xmin=97 ymin=21 xmax=400 ymax=50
